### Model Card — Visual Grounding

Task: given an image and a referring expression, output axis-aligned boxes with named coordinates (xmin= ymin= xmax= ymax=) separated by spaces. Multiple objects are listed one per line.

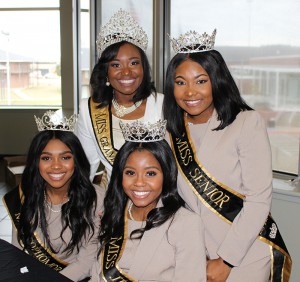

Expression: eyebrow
xmin=40 ymin=151 xmax=72 ymax=155
xmin=111 ymin=56 xmax=141 ymax=61
xmin=175 ymin=73 xmax=208 ymax=79
xmin=124 ymin=165 xmax=161 ymax=170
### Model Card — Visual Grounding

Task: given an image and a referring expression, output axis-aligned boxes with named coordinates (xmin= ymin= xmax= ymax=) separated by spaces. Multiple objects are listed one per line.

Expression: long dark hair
xmin=90 ymin=41 xmax=156 ymax=107
xmin=19 ymin=130 xmax=97 ymax=255
xmin=163 ymin=50 xmax=253 ymax=136
xmin=99 ymin=140 xmax=183 ymax=247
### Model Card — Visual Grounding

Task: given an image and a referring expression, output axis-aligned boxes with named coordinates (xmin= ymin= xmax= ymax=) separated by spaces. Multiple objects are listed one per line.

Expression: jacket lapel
xmin=128 ymin=202 xmax=170 ymax=279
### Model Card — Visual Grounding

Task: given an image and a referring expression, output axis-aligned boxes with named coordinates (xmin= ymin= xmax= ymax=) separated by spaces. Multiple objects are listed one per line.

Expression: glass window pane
xmin=0 ymin=0 xmax=59 ymax=8
xmin=100 ymin=0 xmax=153 ymax=69
xmin=80 ymin=1 xmax=90 ymax=99
xmin=0 ymin=10 xmax=61 ymax=107
xmin=171 ymin=0 xmax=300 ymax=174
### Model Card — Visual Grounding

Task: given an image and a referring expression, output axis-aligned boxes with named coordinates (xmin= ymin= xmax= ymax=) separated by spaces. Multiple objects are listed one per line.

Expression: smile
xmin=118 ymin=79 xmax=135 ymax=84
xmin=48 ymin=173 xmax=66 ymax=180
xmin=184 ymin=99 xmax=202 ymax=106
xmin=133 ymin=191 xmax=150 ymax=198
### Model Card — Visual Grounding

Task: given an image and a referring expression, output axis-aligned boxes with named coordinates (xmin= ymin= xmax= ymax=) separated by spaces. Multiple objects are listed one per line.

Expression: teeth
xmin=49 ymin=173 xmax=65 ymax=179
xmin=185 ymin=100 xmax=200 ymax=105
xmin=119 ymin=79 xmax=134 ymax=84
xmin=133 ymin=191 xmax=150 ymax=196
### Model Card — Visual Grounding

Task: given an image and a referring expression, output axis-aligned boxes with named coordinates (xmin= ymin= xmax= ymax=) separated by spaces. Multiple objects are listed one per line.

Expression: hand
xmin=207 ymin=257 xmax=232 ymax=282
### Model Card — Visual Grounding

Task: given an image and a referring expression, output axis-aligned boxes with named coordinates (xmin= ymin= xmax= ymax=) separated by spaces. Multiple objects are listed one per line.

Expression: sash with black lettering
xmin=89 ymin=97 xmax=118 ymax=166
xmin=3 ymin=186 xmax=68 ymax=271
xmin=101 ymin=204 xmax=136 ymax=282
xmin=170 ymin=119 xmax=292 ymax=282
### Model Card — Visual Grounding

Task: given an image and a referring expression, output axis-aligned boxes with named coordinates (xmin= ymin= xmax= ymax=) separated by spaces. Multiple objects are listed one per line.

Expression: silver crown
xmin=120 ymin=120 xmax=167 ymax=143
xmin=169 ymin=29 xmax=217 ymax=54
xmin=34 ymin=110 xmax=77 ymax=132
xmin=96 ymin=9 xmax=148 ymax=56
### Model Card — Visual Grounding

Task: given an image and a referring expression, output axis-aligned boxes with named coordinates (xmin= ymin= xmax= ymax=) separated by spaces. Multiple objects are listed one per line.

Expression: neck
xmin=186 ymin=108 xmax=214 ymax=124
xmin=128 ymin=201 xmax=157 ymax=221
xmin=45 ymin=187 xmax=69 ymax=205
xmin=113 ymin=93 xmax=136 ymax=107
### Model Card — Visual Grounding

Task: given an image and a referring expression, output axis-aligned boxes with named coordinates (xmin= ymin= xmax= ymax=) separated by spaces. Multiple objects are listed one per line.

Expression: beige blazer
xmin=167 ymin=110 xmax=273 ymax=277
xmin=90 ymin=207 xmax=207 ymax=282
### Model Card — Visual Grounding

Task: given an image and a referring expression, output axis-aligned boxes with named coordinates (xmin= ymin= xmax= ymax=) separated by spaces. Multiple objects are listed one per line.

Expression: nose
xmin=121 ymin=66 xmax=131 ymax=76
xmin=51 ymin=158 xmax=62 ymax=169
xmin=134 ymin=174 xmax=146 ymax=187
xmin=186 ymin=85 xmax=197 ymax=97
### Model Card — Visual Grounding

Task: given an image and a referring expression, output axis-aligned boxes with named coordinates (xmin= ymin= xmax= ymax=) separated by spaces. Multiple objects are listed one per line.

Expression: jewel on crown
xmin=120 ymin=119 xmax=167 ymax=143
xmin=34 ymin=110 xmax=77 ymax=132
xmin=96 ymin=9 xmax=148 ymax=56
xmin=169 ymin=29 xmax=217 ymax=54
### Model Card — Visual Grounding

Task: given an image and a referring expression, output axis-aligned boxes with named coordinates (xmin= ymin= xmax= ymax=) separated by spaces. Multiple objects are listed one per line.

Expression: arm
xmin=171 ymin=209 xmax=207 ymax=282
xmin=217 ymin=111 xmax=272 ymax=265
xmin=75 ymin=99 xmax=101 ymax=180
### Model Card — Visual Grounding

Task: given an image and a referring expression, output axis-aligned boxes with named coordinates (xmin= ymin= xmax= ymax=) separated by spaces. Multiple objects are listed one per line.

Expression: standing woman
xmin=76 ymin=9 xmax=164 ymax=183
xmin=3 ymin=111 xmax=104 ymax=282
xmin=163 ymin=30 xmax=292 ymax=281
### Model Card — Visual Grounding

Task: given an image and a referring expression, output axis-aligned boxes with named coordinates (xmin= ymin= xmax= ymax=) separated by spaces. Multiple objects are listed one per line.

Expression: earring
xmin=106 ymin=77 xmax=110 ymax=86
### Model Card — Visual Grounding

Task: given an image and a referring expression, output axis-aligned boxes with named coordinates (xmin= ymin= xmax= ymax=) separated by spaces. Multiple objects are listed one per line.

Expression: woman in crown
xmin=75 ymin=9 xmax=164 ymax=188
xmin=3 ymin=111 xmax=105 ymax=282
xmin=163 ymin=30 xmax=291 ymax=281
xmin=89 ymin=120 xmax=206 ymax=282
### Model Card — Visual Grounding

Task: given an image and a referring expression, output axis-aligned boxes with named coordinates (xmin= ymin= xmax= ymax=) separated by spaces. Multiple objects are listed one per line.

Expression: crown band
xmin=96 ymin=9 xmax=148 ymax=56
xmin=34 ymin=110 xmax=77 ymax=132
xmin=169 ymin=29 xmax=217 ymax=54
xmin=120 ymin=120 xmax=167 ymax=143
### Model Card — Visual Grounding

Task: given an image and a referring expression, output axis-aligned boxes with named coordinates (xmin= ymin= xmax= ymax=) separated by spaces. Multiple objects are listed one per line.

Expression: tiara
xmin=34 ymin=110 xmax=77 ymax=132
xmin=96 ymin=9 xmax=148 ymax=56
xmin=120 ymin=120 xmax=167 ymax=143
xmin=169 ymin=29 xmax=217 ymax=54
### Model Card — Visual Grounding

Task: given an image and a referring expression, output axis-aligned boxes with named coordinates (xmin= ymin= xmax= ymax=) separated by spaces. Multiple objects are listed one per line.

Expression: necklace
xmin=128 ymin=202 xmax=135 ymax=220
xmin=44 ymin=190 xmax=69 ymax=213
xmin=112 ymin=97 xmax=143 ymax=117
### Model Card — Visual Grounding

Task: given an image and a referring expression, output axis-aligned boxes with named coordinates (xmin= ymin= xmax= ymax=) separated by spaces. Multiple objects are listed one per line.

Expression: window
xmin=0 ymin=0 xmax=61 ymax=108
xmin=79 ymin=0 xmax=90 ymax=99
xmin=170 ymin=0 xmax=300 ymax=175
xmin=97 ymin=0 xmax=154 ymax=69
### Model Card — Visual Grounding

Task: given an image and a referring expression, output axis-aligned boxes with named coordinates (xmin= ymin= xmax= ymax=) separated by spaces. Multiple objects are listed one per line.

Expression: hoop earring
xmin=106 ymin=77 xmax=110 ymax=86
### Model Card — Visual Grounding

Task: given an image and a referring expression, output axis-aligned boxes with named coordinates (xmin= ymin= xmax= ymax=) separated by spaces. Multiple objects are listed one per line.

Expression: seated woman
xmin=90 ymin=120 xmax=206 ymax=282
xmin=3 ymin=111 xmax=104 ymax=282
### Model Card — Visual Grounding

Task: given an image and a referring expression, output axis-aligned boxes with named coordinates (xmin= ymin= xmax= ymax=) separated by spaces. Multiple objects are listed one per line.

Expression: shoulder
xmin=78 ymin=97 xmax=90 ymax=109
xmin=169 ymin=207 xmax=201 ymax=230
xmin=235 ymin=110 xmax=266 ymax=126
xmin=173 ymin=206 xmax=200 ymax=221
xmin=147 ymin=92 xmax=164 ymax=105
xmin=167 ymin=207 xmax=203 ymax=243
xmin=225 ymin=110 xmax=267 ymax=136
xmin=156 ymin=92 xmax=164 ymax=104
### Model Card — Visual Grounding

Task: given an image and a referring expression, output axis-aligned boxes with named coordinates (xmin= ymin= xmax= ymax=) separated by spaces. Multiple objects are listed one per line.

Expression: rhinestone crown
xmin=34 ymin=110 xmax=77 ymax=132
xmin=120 ymin=119 xmax=167 ymax=143
xmin=169 ymin=29 xmax=217 ymax=54
xmin=96 ymin=9 xmax=148 ymax=57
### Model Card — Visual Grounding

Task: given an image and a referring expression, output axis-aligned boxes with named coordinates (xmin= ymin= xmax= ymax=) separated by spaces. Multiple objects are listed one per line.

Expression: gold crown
xmin=96 ymin=9 xmax=148 ymax=56
xmin=34 ymin=110 xmax=77 ymax=132
xmin=120 ymin=120 xmax=167 ymax=142
xmin=169 ymin=29 xmax=217 ymax=54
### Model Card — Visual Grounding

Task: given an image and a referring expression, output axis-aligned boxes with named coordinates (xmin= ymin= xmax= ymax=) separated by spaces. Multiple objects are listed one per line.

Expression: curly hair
xmin=19 ymin=130 xmax=97 ymax=255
